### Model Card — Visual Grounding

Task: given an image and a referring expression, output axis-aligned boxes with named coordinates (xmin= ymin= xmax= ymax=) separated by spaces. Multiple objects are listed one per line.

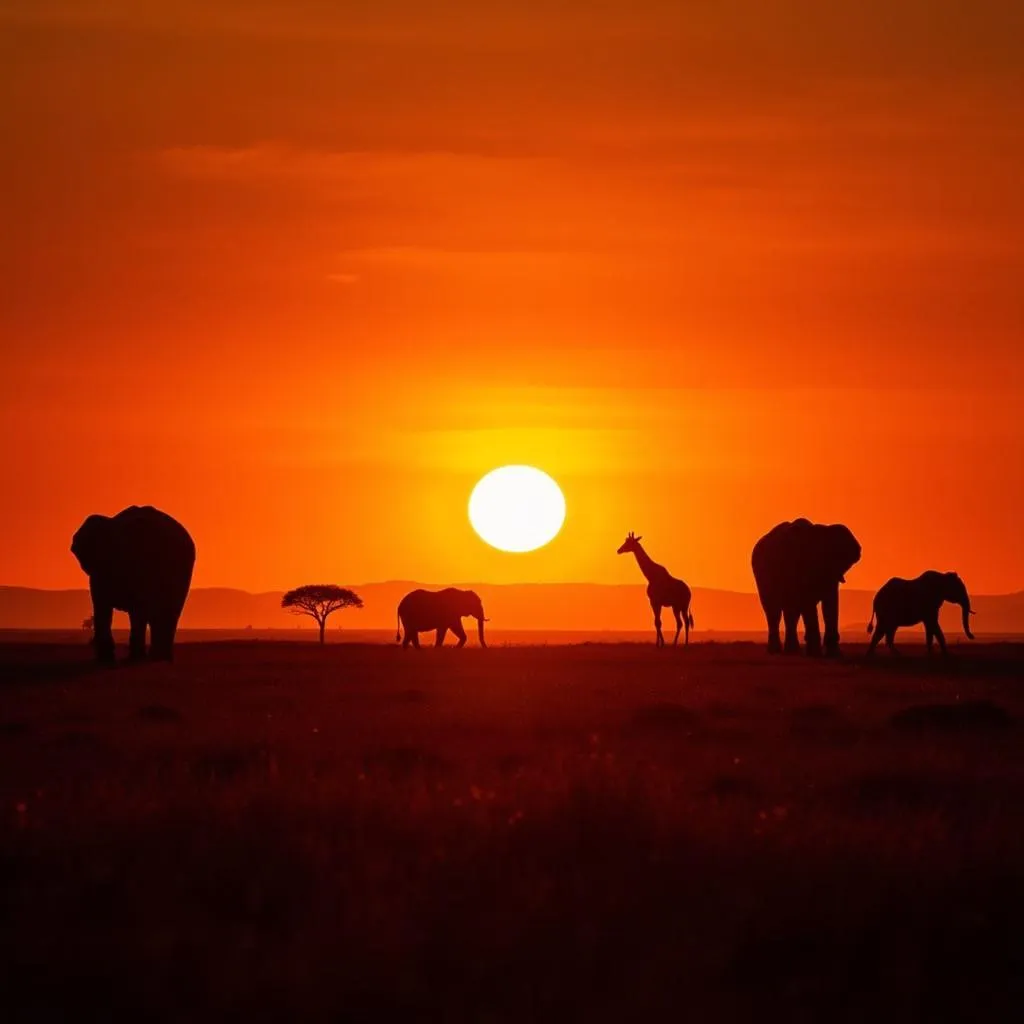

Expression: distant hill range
xmin=3 ymin=583 xmax=1024 ymax=635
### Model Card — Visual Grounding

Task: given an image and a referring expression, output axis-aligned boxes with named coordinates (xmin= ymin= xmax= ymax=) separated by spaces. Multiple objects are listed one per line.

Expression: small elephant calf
xmin=867 ymin=571 xmax=975 ymax=655
xmin=396 ymin=588 xmax=488 ymax=648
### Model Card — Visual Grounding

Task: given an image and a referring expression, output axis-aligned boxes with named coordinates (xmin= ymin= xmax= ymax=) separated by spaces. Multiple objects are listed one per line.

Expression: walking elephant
xmin=71 ymin=505 xmax=196 ymax=663
xmin=396 ymin=588 xmax=487 ymax=648
xmin=868 ymin=571 xmax=975 ymax=655
xmin=751 ymin=518 xmax=861 ymax=656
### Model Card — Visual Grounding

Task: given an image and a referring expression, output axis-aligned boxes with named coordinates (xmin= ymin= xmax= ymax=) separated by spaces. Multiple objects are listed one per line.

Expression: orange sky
xmin=2 ymin=1 xmax=1023 ymax=594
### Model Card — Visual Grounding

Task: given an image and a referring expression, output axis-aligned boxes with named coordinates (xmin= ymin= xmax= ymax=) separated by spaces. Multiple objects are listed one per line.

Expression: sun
xmin=469 ymin=465 xmax=566 ymax=553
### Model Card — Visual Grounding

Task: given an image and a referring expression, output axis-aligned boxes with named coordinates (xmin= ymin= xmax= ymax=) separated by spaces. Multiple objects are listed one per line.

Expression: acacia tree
xmin=281 ymin=584 xmax=363 ymax=644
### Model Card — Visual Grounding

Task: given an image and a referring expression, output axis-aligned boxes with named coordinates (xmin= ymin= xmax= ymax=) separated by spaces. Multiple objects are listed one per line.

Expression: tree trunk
xmin=318 ymin=619 xmax=326 ymax=645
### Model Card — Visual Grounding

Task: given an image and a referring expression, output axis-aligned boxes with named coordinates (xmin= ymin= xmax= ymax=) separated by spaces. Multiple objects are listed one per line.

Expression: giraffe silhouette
xmin=617 ymin=532 xmax=695 ymax=646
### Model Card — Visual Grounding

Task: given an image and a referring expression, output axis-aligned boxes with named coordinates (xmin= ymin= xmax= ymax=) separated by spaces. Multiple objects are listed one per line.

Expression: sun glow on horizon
xmin=469 ymin=465 xmax=566 ymax=553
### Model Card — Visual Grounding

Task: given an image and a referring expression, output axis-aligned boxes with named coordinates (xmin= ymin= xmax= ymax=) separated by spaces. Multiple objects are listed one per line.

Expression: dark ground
xmin=2 ymin=640 xmax=1024 ymax=1022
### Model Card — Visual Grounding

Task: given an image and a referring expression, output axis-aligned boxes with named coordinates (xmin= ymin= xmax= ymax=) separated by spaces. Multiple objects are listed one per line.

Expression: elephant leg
xmin=885 ymin=629 xmax=897 ymax=652
xmin=933 ymin=621 xmax=948 ymax=655
xmin=128 ymin=610 xmax=148 ymax=661
xmin=761 ymin=598 xmax=782 ymax=653
xmin=92 ymin=601 xmax=115 ymax=665
xmin=782 ymin=608 xmax=801 ymax=654
xmin=451 ymin=621 xmax=468 ymax=648
xmin=150 ymin=609 xmax=181 ymax=661
xmin=435 ymin=626 xmax=448 ymax=647
xmin=651 ymin=602 xmax=664 ymax=647
xmin=409 ymin=631 xmax=420 ymax=649
xmin=820 ymin=584 xmax=841 ymax=657
xmin=924 ymin=622 xmax=935 ymax=654
xmin=802 ymin=604 xmax=823 ymax=657
xmin=672 ymin=608 xmax=683 ymax=646
xmin=867 ymin=622 xmax=883 ymax=656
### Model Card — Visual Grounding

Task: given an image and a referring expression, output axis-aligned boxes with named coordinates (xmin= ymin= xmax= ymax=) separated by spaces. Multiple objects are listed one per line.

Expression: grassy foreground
xmin=2 ymin=641 xmax=1024 ymax=1021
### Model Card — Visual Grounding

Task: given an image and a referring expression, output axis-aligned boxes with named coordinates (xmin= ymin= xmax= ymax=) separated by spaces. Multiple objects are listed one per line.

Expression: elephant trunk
xmin=960 ymin=600 xmax=975 ymax=640
xmin=477 ymin=615 xmax=487 ymax=648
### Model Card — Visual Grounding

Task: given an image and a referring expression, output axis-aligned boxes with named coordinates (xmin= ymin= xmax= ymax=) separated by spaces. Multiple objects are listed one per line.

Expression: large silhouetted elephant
xmin=868 ymin=571 xmax=975 ymax=655
xmin=71 ymin=505 xmax=196 ymax=663
xmin=396 ymin=588 xmax=487 ymax=648
xmin=751 ymin=518 xmax=861 ymax=656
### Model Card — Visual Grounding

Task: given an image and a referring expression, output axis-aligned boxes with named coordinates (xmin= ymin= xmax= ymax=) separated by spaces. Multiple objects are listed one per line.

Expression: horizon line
xmin=3 ymin=580 xmax=1023 ymax=599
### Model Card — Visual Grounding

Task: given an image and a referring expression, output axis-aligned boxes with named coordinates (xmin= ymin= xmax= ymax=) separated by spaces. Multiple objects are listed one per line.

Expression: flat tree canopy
xmin=281 ymin=584 xmax=363 ymax=644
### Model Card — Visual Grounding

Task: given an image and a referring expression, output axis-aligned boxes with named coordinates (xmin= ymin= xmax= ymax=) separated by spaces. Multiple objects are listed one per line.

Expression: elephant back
xmin=752 ymin=520 xmax=809 ymax=582
xmin=752 ymin=518 xmax=860 ymax=596
xmin=74 ymin=505 xmax=195 ymax=591
xmin=110 ymin=506 xmax=196 ymax=572
xmin=397 ymin=589 xmax=428 ymax=613
xmin=397 ymin=588 xmax=473 ymax=629
xmin=397 ymin=589 xmax=438 ymax=626
xmin=71 ymin=505 xmax=196 ymax=630
xmin=752 ymin=521 xmax=791 ymax=576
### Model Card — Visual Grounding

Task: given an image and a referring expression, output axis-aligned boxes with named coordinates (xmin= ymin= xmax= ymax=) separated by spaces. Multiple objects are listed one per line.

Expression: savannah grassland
xmin=2 ymin=640 xmax=1024 ymax=1022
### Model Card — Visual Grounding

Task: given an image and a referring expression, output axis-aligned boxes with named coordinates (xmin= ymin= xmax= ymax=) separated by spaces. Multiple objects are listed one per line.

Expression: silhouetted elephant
xmin=71 ymin=506 xmax=196 ymax=663
xmin=396 ymin=588 xmax=487 ymax=648
xmin=751 ymin=518 xmax=861 ymax=656
xmin=867 ymin=571 xmax=975 ymax=655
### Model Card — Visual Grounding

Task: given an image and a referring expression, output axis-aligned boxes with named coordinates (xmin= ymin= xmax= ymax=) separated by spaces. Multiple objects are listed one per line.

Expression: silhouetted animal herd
xmin=71 ymin=506 xmax=975 ymax=662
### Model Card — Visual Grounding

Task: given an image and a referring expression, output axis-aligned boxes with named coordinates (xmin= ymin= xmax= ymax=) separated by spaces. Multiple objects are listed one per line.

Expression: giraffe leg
xmin=672 ymin=607 xmax=682 ymax=646
xmin=651 ymin=601 xmax=664 ymax=647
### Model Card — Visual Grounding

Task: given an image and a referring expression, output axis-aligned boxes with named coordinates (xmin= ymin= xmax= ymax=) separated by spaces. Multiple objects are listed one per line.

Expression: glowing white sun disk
xmin=469 ymin=465 xmax=566 ymax=553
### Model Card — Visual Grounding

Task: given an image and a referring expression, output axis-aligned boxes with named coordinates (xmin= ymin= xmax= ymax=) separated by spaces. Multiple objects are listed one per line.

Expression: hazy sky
xmin=2 ymin=1 xmax=1022 ymax=592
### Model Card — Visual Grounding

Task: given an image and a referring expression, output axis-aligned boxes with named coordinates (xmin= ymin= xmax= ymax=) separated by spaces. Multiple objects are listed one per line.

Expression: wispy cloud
xmin=156 ymin=144 xmax=554 ymax=185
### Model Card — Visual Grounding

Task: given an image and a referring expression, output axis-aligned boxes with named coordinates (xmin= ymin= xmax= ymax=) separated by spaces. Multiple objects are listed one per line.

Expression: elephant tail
xmin=867 ymin=611 xmax=875 ymax=635
xmin=395 ymin=610 xmax=401 ymax=644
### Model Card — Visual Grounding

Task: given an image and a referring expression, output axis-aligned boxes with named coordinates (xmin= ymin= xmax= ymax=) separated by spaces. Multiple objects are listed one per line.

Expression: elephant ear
xmin=71 ymin=515 xmax=113 ymax=575
xmin=820 ymin=524 xmax=861 ymax=583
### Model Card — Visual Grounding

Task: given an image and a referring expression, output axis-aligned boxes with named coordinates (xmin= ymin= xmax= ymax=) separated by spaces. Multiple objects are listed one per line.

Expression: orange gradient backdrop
xmin=2 ymin=1 xmax=1022 ymax=594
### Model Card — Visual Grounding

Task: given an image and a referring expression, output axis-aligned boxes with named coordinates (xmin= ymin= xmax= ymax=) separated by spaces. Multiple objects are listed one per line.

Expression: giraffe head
xmin=617 ymin=531 xmax=643 ymax=555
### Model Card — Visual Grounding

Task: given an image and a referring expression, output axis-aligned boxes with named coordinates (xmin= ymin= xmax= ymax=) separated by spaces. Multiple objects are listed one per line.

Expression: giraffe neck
xmin=632 ymin=545 xmax=664 ymax=584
